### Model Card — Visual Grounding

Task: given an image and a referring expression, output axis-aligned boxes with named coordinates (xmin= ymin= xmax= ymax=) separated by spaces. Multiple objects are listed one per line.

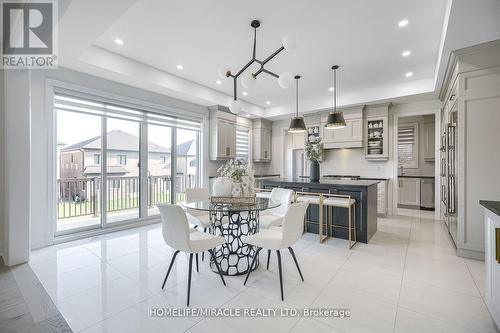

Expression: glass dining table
xmin=182 ymin=197 xmax=281 ymax=276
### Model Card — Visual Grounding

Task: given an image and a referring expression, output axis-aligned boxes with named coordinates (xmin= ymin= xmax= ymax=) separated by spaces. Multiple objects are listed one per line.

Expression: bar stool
xmin=323 ymin=193 xmax=357 ymax=249
xmin=294 ymin=190 xmax=328 ymax=243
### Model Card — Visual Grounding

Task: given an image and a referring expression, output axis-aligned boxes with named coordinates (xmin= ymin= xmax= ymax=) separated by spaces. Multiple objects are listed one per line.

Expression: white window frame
xmin=398 ymin=122 xmax=419 ymax=169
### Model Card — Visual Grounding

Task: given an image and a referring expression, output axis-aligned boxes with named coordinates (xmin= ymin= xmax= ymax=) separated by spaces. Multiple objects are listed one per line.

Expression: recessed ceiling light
xmin=402 ymin=50 xmax=411 ymax=57
xmin=114 ymin=38 xmax=124 ymax=45
xmin=176 ymin=64 xmax=183 ymax=70
xmin=266 ymin=101 xmax=271 ymax=105
xmin=405 ymin=72 xmax=414 ymax=78
xmin=215 ymin=80 xmax=222 ymax=85
xmin=328 ymin=87 xmax=335 ymax=92
xmin=398 ymin=19 xmax=409 ymax=27
xmin=245 ymin=114 xmax=251 ymax=117
xmin=242 ymin=91 xmax=248 ymax=96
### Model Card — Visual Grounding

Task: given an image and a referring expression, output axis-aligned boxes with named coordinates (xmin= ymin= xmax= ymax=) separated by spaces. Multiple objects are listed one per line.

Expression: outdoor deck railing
xmin=57 ymin=174 xmax=195 ymax=219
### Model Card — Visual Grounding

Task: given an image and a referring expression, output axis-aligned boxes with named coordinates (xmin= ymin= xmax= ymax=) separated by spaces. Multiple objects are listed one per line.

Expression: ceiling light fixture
xmin=266 ymin=101 xmax=271 ymax=105
xmin=242 ymin=91 xmax=248 ymax=96
xmin=221 ymin=20 xmax=297 ymax=114
xmin=328 ymin=87 xmax=334 ymax=92
xmin=405 ymin=71 xmax=413 ymax=78
xmin=114 ymin=38 xmax=123 ymax=45
xmin=216 ymin=80 xmax=222 ymax=85
xmin=288 ymin=75 xmax=306 ymax=133
xmin=402 ymin=50 xmax=411 ymax=57
xmin=176 ymin=64 xmax=184 ymax=70
xmin=325 ymin=65 xmax=346 ymax=130
xmin=398 ymin=19 xmax=409 ymax=27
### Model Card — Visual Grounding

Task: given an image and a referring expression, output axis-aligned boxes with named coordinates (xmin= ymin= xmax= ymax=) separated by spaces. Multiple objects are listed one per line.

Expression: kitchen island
xmin=262 ymin=178 xmax=379 ymax=243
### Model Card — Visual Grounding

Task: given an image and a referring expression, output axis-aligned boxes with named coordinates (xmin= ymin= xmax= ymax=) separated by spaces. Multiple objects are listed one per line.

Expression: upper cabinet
xmin=423 ymin=120 xmax=436 ymax=161
xmin=209 ymin=106 xmax=236 ymax=160
xmin=253 ymin=118 xmax=272 ymax=162
xmin=320 ymin=107 xmax=363 ymax=149
xmin=365 ymin=104 xmax=389 ymax=161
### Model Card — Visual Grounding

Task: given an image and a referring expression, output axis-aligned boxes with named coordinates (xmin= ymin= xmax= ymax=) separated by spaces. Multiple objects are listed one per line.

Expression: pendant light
xmin=325 ymin=65 xmax=346 ymax=129
xmin=288 ymin=75 xmax=306 ymax=133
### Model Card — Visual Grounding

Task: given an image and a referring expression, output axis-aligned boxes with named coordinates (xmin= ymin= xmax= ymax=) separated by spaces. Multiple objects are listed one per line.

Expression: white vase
xmin=213 ymin=177 xmax=232 ymax=197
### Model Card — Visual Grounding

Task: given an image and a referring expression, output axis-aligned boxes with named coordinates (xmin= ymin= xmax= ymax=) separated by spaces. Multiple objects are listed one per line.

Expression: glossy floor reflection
xmin=29 ymin=215 xmax=494 ymax=333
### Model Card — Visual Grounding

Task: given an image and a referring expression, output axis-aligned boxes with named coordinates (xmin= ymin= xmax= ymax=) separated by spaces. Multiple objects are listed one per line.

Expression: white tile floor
xmin=29 ymin=214 xmax=496 ymax=333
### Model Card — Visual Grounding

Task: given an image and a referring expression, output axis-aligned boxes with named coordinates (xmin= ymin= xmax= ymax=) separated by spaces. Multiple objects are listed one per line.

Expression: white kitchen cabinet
xmin=423 ymin=121 xmax=435 ymax=161
xmin=209 ymin=107 xmax=236 ymax=160
xmin=398 ymin=177 xmax=421 ymax=206
xmin=320 ymin=107 xmax=363 ymax=149
xmin=365 ymin=104 xmax=389 ymax=161
xmin=377 ymin=180 xmax=388 ymax=216
xmin=483 ymin=206 xmax=500 ymax=327
xmin=253 ymin=119 xmax=272 ymax=162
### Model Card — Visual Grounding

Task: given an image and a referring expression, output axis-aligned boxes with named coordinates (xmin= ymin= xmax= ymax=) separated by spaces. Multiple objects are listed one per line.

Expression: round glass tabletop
xmin=181 ymin=197 xmax=280 ymax=212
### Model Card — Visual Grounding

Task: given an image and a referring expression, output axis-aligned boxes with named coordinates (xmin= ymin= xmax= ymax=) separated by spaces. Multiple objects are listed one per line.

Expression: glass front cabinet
xmin=365 ymin=114 xmax=389 ymax=160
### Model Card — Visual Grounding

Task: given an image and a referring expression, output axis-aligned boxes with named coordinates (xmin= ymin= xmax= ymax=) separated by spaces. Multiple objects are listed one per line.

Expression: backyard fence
xmin=57 ymin=174 xmax=195 ymax=219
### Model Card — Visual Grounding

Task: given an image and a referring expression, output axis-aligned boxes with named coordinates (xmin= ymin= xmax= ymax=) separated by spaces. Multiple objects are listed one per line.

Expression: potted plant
xmin=305 ymin=138 xmax=324 ymax=182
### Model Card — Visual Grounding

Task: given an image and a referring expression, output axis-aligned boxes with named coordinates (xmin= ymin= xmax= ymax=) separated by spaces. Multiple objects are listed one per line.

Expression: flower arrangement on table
xmin=213 ymin=159 xmax=255 ymax=202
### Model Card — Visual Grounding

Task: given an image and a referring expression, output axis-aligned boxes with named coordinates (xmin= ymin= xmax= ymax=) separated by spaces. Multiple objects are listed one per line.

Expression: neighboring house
xmin=59 ymin=130 xmax=195 ymax=179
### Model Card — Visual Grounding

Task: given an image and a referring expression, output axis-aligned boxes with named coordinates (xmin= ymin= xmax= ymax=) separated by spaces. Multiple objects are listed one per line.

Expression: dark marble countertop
xmin=480 ymin=200 xmax=500 ymax=216
xmin=263 ymin=177 xmax=380 ymax=187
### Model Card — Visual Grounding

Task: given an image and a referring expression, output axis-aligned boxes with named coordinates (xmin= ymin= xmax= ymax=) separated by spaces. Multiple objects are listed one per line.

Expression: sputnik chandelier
xmin=219 ymin=19 xmax=297 ymax=114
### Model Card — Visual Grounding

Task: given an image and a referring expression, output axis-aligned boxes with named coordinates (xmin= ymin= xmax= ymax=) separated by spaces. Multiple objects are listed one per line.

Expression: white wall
xmin=29 ymin=67 xmax=209 ymax=250
xmin=0 ymin=69 xmax=4 ymax=260
xmin=3 ymin=70 xmax=31 ymax=265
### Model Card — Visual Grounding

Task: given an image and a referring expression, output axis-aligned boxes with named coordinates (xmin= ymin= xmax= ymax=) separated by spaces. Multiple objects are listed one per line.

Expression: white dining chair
xmin=242 ymin=202 xmax=309 ymax=301
xmin=158 ymin=204 xmax=226 ymax=306
xmin=185 ymin=187 xmax=228 ymax=261
xmin=259 ymin=188 xmax=294 ymax=229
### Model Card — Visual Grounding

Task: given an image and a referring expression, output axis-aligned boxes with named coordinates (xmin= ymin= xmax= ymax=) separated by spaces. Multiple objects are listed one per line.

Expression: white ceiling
xmin=57 ymin=0 xmax=500 ymax=118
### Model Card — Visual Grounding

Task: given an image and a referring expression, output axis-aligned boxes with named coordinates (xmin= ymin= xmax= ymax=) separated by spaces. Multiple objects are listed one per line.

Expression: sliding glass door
xmin=54 ymin=91 xmax=201 ymax=235
xmin=147 ymin=124 xmax=173 ymax=216
xmin=56 ymin=109 xmax=103 ymax=232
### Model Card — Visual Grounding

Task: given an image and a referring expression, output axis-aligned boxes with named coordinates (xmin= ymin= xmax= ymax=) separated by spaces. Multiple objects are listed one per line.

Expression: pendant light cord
xmin=296 ymin=77 xmax=299 ymax=117
xmin=332 ymin=67 xmax=337 ymax=113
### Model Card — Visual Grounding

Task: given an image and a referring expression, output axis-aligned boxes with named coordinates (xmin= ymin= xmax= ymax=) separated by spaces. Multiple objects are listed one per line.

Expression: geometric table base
xmin=209 ymin=210 xmax=259 ymax=276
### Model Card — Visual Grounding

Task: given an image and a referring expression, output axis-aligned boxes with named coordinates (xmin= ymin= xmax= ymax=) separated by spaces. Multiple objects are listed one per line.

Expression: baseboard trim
xmin=457 ymin=247 xmax=485 ymax=261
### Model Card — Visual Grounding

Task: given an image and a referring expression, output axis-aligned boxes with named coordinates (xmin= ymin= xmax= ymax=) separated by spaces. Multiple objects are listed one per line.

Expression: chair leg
xmin=288 ymin=247 xmax=304 ymax=281
xmin=187 ymin=253 xmax=193 ymax=307
xmin=276 ymin=250 xmax=284 ymax=301
xmin=202 ymin=228 xmax=207 ymax=261
xmin=162 ymin=250 xmax=180 ymax=290
xmin=266 ymin=249 xmax=271 ymax=270
xmin=244 ymin=247 xmax=261 ymax=285
xmin=208 ymin=249 xmax=226 ymax=286
xmin=195 ymin=253 xmax=199 ymax=272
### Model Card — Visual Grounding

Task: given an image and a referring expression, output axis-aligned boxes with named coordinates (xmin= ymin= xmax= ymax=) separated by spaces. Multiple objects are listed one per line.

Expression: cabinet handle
xmin=264 ymin=151 xmax=267 ymax=159
xmin=496 ymin=228 xmax=500 ymax=264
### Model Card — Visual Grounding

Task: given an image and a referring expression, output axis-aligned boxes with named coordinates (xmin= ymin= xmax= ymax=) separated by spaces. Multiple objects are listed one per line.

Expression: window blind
xmin=398 ymin=126 xmax=416 ymax=163
xmin=236 ymin=126 xmax=250 ymax=162
xmin=54 ymin=92 xmax=201 ymax=131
